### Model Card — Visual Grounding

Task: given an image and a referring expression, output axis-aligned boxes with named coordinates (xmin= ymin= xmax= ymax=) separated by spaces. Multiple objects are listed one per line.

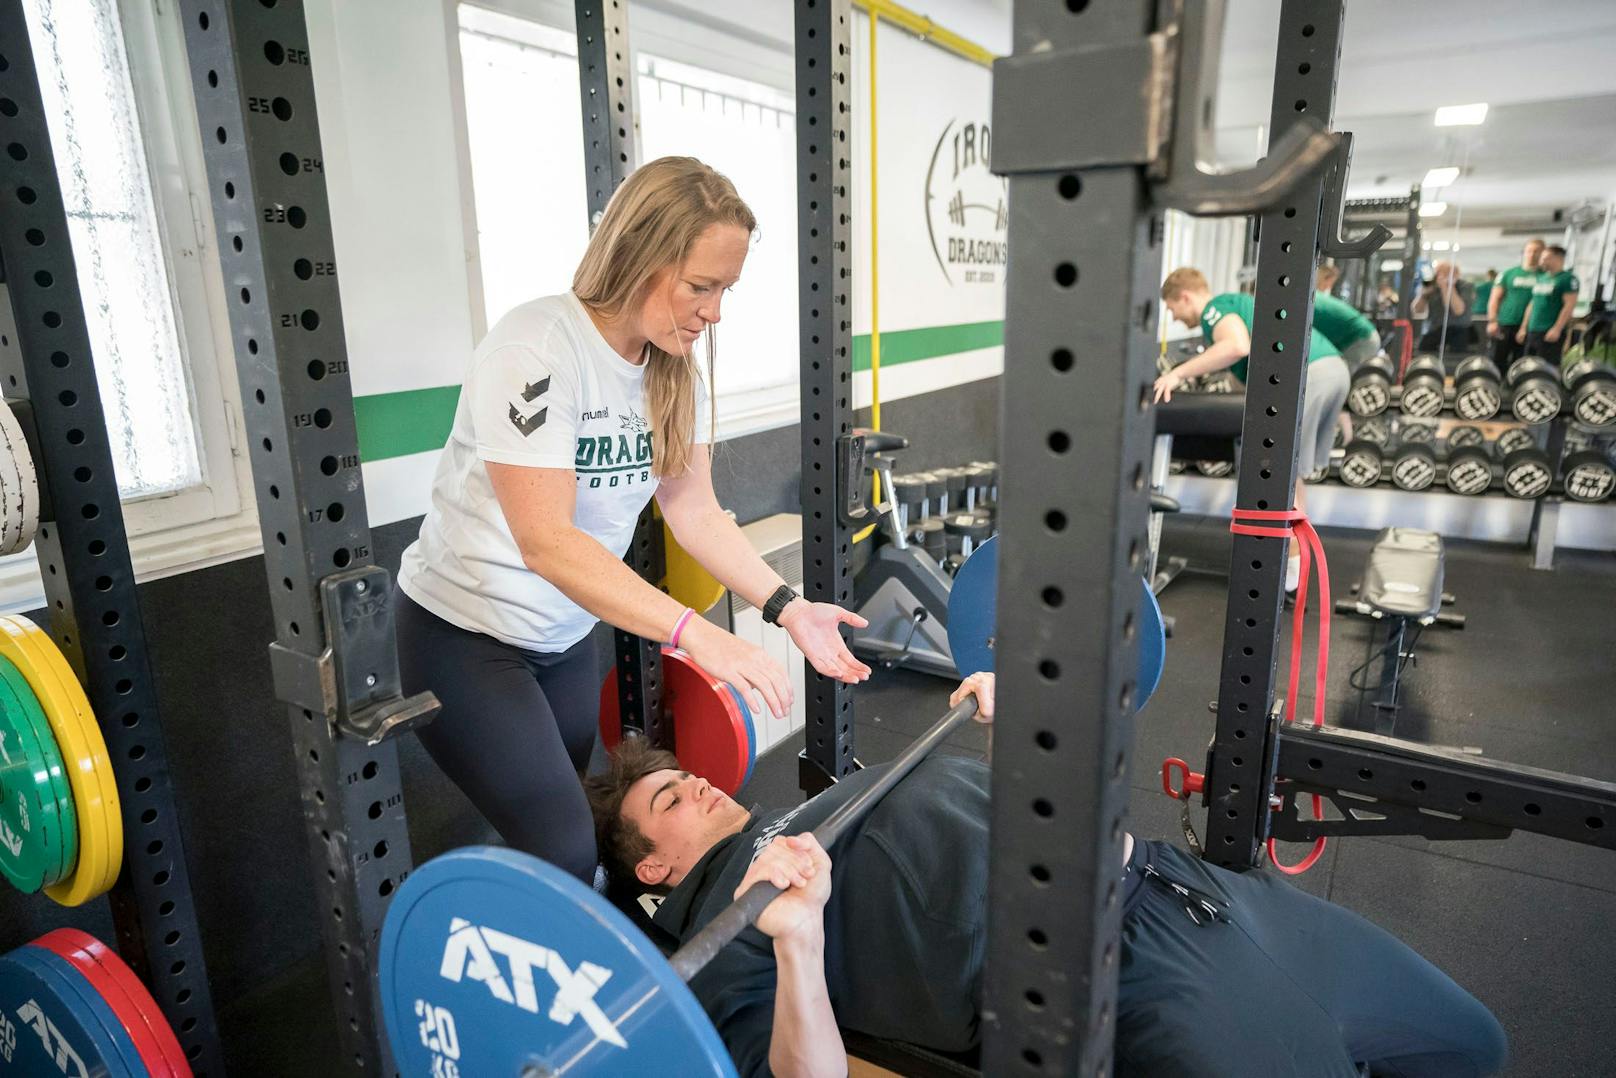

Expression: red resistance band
xmin=1229 ymin=508 xmax=1333 ymax=875
xmin=1392 ymin=318 xmax=1415 ymax=380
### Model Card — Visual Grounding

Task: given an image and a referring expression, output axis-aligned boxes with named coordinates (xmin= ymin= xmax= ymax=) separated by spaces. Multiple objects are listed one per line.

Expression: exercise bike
xmin=847 ymin=432 xmax=994 ymax=678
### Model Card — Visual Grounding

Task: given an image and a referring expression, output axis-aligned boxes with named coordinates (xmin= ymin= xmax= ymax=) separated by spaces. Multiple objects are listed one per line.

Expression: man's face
xmin=1540 ymin=250 xmax=1564 ymax=273
xmin=622 ymin=769 xmax=751 ymax=889
xmin=1523 ymin=241 xmax=1544 ymax=268
xmin=1164 ymin=291 xmax=1203 ymax=328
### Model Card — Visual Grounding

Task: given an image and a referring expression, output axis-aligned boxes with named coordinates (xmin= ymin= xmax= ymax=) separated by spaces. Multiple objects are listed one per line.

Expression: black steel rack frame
xmin=573 ymin=0 xmax=669 ymax=745
xmin=0 ymin=4 xmax=225 ymax=1071
xmin=176 ymin=2 xmax=441 ymax=1070
xmin=794 ymin=0 xmax=858 ymax=795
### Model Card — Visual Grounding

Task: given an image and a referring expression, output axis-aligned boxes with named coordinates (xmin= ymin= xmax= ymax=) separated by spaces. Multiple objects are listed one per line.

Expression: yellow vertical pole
xmin=858 ymin=7 xmax=882 ymax=538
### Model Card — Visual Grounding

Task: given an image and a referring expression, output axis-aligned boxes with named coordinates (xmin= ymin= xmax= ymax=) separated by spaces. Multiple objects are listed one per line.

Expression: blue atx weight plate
xmin=1 ymin=946 xmax=141 ymax=1077
xmin=380 ymin=846 xmax=737 ymax=1078
xmin=722 ymin=683 xmax=757 ymax=786
xmin=947 ymin=536 xmax=1166 ymax=711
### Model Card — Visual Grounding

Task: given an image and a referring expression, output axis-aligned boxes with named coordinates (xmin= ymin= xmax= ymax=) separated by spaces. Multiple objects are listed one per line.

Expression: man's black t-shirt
xmin=652 ymin=755 xmax=991 ymax=1077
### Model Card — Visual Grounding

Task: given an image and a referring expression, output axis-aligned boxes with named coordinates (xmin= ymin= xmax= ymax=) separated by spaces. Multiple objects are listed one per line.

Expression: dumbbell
xmin=1399 ymin=354 xmax=1447 ymax=418
xmin=1447 ymin=425 xmax=1486 ymax=450
xmin=1195 ymin=460 xmax=1235 ymax=477
xmin=1562 ymin=448 xmax=1616 ymax=503
xmin=889 ymin=473 xmax=928 ymax=531
xmin=1391 ymin=443 xmax=1438 ymax=491
xmin=1347 ymin=353 xmax=1397 ymax=417
xmin=1356 ymin=415 xmax=1392 ymax=447
xmin=1494 ymin=427 xmax=1537 ymax=459
xmin=963 ymin=463 xmax=995 ymax=509
xmin=942 ymin=510 xmax=992 ymax=559
xmin=916 ymin=471 xmax=948 ymax=518
xmin=1563 ymin=359 xmax=1616 ymax=428
xmin=1500 ymin=445 xmax=1554 ymax=499
xmin=1444 ymin=445 xmax=1494 ymax=495
xmin=936 ymin=467 xmax=971 ymax=511
xmin=1337 ymin=439 xmax=1384 ymax=488
xmin=968 ymin=460 xmax=999 ymax=504
xmin=1398 ymin=420 xmax=1436 ymax=445
xmin=1452 ymin=356 xmax=1503 ymax=421
xmin=1506 ymin=356 xmax=1564 ymax=424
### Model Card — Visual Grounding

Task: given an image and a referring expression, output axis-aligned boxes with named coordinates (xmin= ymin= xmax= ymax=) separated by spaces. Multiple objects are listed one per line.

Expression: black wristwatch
xmin=761 ymin=585 xmax=800 ymax=626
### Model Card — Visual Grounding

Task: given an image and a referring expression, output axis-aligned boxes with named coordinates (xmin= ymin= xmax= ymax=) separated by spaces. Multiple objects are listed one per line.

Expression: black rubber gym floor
xmin=735 ymin=516 xmax=1616 ymax=1077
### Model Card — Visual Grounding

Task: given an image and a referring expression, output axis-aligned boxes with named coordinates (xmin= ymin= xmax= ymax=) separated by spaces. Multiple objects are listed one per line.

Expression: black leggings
xmin=394 ymin=588 xmax=601 ymax=882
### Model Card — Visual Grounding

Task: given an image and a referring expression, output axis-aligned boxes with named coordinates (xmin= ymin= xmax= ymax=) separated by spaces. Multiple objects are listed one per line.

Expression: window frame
xmin=0 ymin=0 xmax=259 ymax=613
xmin=450 ymin=0 xmax=804 ymax=439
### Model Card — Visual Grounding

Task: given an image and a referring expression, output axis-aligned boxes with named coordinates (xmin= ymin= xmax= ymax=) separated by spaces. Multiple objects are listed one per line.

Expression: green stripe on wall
xmin=353 ymin=384 xmax=460 ymax=462
xmin=352 ymin=320 xmax=1003 ymax=462
xmin=852 ymin=319 xmax=1003 ymax=371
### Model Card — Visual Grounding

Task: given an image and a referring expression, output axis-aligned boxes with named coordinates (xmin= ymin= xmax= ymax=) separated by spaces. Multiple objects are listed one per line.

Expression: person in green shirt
xmin=1486 ymin=237 xmax=1543 ymax=369
xmin=1155 ymin=267 xmax=1349 ymax=592
xmin=1312 ymin=287 xmax=1382 ymax=368
xmin=1519 ymin=244 xmax=1579 ymax=363
xmin=1472 ymin=269 xmax=1497 ymax=315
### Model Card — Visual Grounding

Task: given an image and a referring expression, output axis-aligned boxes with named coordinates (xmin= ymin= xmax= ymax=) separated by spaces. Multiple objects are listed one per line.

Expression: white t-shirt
xmin=398 ymin=292 xmax=710 ymax=652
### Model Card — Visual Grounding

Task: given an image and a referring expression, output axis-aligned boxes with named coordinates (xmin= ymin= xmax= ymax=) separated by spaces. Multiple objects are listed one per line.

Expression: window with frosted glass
xmin=638 ymin=56 xmax=799 ymax=399
xmin=22 ymin=0 xmax=201 ymax=498
xmin=457 ymin=6 xmax=590 ymax=329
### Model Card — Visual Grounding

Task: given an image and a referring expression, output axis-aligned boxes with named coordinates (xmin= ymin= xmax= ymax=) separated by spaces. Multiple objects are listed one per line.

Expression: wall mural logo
xmin=924 ymin=119 xmax=1007 ymax=286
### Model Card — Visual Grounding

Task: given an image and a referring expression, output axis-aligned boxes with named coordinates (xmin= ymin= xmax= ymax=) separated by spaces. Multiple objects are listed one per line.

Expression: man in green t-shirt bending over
xmin=1313 ymin=263 xmax=1382 ymax=367
xmin=1155 ymin=267 xmax=1349 ymax=592
xmin=1519 ymin=244 xmax=1579 ymax=363
xmin=1487 ymin=237 xmax=1543 ymax=369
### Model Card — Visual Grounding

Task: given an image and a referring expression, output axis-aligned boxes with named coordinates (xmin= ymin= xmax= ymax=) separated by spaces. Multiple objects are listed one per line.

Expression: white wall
xmin=305 ymin=0 xmax=475 ymax=525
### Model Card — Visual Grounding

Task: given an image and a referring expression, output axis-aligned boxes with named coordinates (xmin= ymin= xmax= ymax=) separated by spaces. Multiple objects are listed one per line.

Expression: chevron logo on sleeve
xmin=510 ymin=375 xmax=552 ymax=437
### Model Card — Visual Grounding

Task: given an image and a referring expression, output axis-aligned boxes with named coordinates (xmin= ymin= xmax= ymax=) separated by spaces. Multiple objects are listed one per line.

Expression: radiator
xmin=728 ymin=513 xmax=805 ymax=756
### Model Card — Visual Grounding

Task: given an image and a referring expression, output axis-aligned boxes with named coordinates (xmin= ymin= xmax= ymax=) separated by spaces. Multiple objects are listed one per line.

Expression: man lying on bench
xmin=585 ymin=674 xmax=1506 ymax=1078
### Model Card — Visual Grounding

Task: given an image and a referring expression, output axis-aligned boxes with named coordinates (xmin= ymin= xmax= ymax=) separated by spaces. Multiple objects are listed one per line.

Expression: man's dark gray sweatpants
xmin=1116 ymin=840 xmax=1507 ymax=1077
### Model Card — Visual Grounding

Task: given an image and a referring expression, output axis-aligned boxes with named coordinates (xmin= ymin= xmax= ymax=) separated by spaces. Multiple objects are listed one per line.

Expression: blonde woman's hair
xmin=573 ymin=157 xmax=755 ymax=478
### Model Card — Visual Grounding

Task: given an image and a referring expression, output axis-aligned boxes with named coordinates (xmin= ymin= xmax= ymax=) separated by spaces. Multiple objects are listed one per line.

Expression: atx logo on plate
xmin=439 ymin=918 xmax=626 ymax=1048
xmin=16 ymin=1000 xmax=87 ymax=1078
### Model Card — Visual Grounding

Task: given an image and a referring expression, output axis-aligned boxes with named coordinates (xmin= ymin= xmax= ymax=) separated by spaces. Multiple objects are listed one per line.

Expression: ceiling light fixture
xmin=1434 ymin=103 xmax=1488 ymax=127
xmin=1423 ymin=166 xmax=1461 ymax=188
xmin=1418 ymin=201 xmax=1448 ymax=217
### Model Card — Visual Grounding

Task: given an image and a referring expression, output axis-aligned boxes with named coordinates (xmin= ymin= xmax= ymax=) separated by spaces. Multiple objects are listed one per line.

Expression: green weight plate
xmin=0 ymin=652 xmax=74 ymax=892
xmin=0 ymin=653 xmax=74 ymax=888
xmin=0 ymin=669 xmax=64 ymax=892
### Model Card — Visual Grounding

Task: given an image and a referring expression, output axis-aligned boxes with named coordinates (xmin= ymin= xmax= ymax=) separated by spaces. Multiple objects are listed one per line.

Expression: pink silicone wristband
xmin=669 ymin=607 xmax=696 ymax=649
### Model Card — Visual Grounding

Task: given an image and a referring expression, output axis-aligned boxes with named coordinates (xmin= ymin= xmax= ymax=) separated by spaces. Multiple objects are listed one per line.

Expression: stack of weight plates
xmin=0 ymin=928 xmax=190 ymax=1076
xmin=0 ymin=614 xmax=122 ymax=905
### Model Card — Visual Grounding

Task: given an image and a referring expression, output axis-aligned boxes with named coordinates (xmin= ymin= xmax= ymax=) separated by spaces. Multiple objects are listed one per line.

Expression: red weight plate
xmin=73 ymin=933 xmax=190 ymax=1077
xmin=34 ymin=928 xmax=189 ymax=1077
xmin=599 ymin=646 xmax=750 ymax=796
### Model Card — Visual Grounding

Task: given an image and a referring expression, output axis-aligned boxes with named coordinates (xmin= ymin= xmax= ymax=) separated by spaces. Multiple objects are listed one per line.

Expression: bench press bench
xmin=1335 ymin=527 xmax=1465 ymax=733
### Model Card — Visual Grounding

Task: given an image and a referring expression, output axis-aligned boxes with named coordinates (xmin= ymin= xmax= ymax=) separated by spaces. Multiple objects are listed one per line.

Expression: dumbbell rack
xmin=1332 ymin=377 xmax=1612 ymax=508
xmin=0 ymin=5 xmax=225 ymax=1070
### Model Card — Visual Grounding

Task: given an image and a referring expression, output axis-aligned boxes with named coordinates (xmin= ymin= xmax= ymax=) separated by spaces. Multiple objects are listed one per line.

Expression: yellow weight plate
xmin=16 ymin=619 xmax=123 ymax=902
xmin=660 ymin=518 xmax=727 ymax=615
xmin=0 ymin=616 xmax=121 ymax=906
